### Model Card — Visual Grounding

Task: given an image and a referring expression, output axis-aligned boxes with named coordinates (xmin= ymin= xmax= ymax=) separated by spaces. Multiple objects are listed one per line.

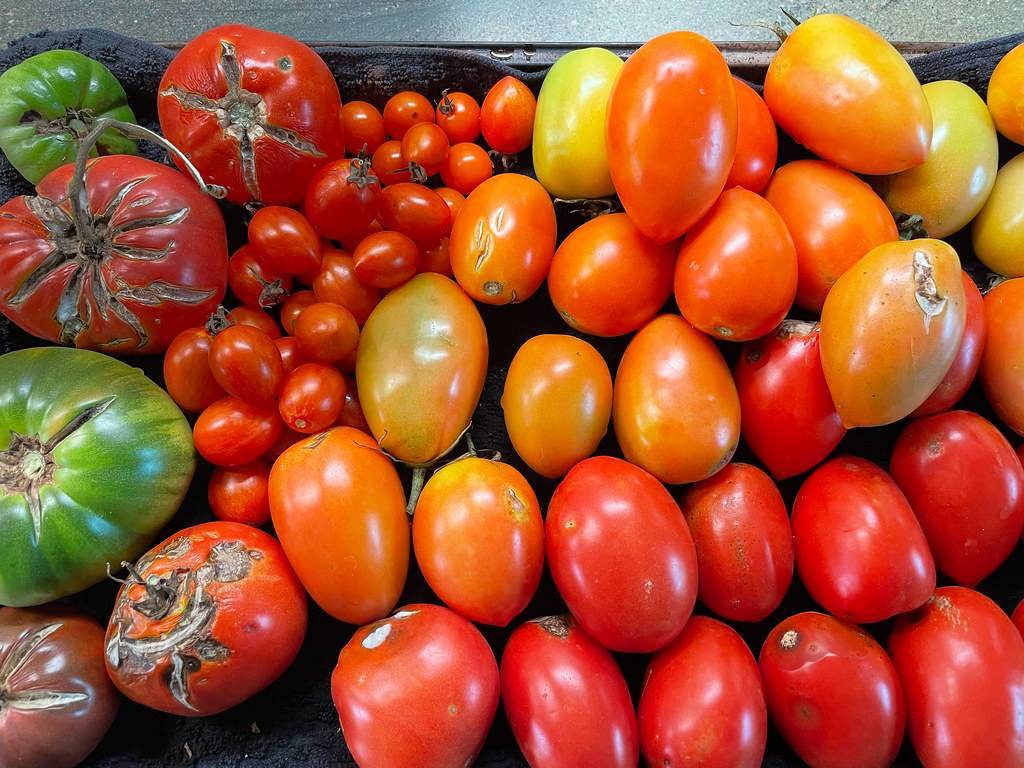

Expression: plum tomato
xmin=279 ymin=289 xmax=316 ymax=335
xmin=987 ymin=41 xmax=1024 ymax=145
xmin=972 ymin=151 xmax=1024 ymax=277
xmin=312 ymin=247 xmax=382 ymax=324
xmin=208 ymin=461 xmax=271 ymax=526
xmin=434 ymin=186 xmax=465 ymax=219
xmin=383 ymin=90 xmax=434 ymax=139
xmin=725 ymin=77 xmax=778 ymax=193
xmin=194 ymin=396 xmax=283 ymax=466
xmin=247 ymin=205 xmax=322 ymax=275
xmin=480 ymin=76 xmax=535 ymax=154
xmin=418 ymin=237 xmax=452 ymax=276
xmin=274 ymin=336 xmax=308 ymax=375
xmin=400 ymin=122 xmax=450 ymax=177
xmin=209 ymin=323 xmax=283 ymax=405
xmin=293 ymin=301 xmax=359 ymax=364
xmin=352 ymin=230 xmax=420 ymax=289
xmin=341 ymin=100 xmax=387 ymax=154
xmin=303 ymin=157 xmax=381 ymax=242
xmin=228 ymin=305 xmax=281 ymax=339
xmin=440 ymin=142 xmax=494 ymax=195
xmin=981 ymin=277 xmax=1024 ymax=436
xmin=377 ymin=183 xmax=450 ymax=243
xmin=371 ymin=139 xmax=411 ymax=186
xmin=228 ymin=244 xmax=292 ymax=309
xmin=277 ymin=362 xmax=347 ymax=434
xmin=435 ymin=90 xmax=481 ymax=144
xmin=164 ymin=324 xmax=226 ymax=413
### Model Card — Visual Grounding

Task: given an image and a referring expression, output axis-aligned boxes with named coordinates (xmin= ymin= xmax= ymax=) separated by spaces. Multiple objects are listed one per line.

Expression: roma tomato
xmin=481 ymin=76 xmax=535 ymax=154
xmin=303 ymin=157 xmax=380 ymax=242
xmin=209 ymin=323 xmax=283 ymax=405
xmin=681 ymin=463 xmax=794 ymax=622
xmin=435 ymin=90 xmax=481 ymax=143
xmin=208 ymin=461 xmax=271 ymax=526
xmin=501 ymin=334 xmax=612 ymax=478
xmin=352 ymin=230 xmax=420 ymax=289
xmin=890 ymin=587 xmax=1024 ymax=768
xmin=725 ymin=78 xmax=778 ymax=193
xmin=371 ymin=139 xmax=410 ymax=186
xmin=275 ymin=336 xmax=308 ymax=374
xmin=312 ymin=247 xmax=381 ymax=325
xmin=547 ymin=213 xmax=675 ymax=337
xmin=228 ymin=244 xmax=292 ymax=308
xmin=228 ymin=305 xmax=281 ymax=339
xmin=982 ymin=278 xmax=1024 ymax=435
xmin=340 ymin=100 xmax=386 ymax=154
xmin=613 ymin=315 xmax=740 ymax=484
xmin=988 ymin=42 xmax=1024 ymax=144
xmin=248 ymin=205 xmax=322 ymax=275
xmin=606 ymin=31 xmax=736 ymax=243
xmin=760 ymin=612 xmax=905 ymax=768
xmin=449 ymin=173 xmax=556 ymax=304
xmin=194 ymin=396 xmax=283 ymax=466
xmin=435 ymin=186 xmax=465 ymax=219
xmin=793 ymin=456 xmax=935 ymax=623
xmin=400 ymin=122 xmax=449 ymax=177
xmin=546 ymin=456 xmax=698 ymax=653
xmin=439 ymin=142 xmax=493 ymax=195
xmin=293 ymin=301 xmax=359 ymax=364
xmin=820 ymin=239 xmax=966 ymax=427
xmin=640 ymin=616 xmax=766 ymax=768
xmin=383 ymin=90 xmax=434 ymax=139
xmin=163 ymin=324 xmax=226 ymax=413
xmin=413 ymin=457 xmax=543 ymax=626
xmin=277 ymin=362 xmax=346 ymax=434
xmin=501 ymin=615 xmax=638 ymax=768
xmin=279 ymin=288 xmax=316 ymax=334
xmin=764 ymin=13 xmax=930 ymax=174
xmin=735 ymin=320 xmax=846 ymax=479
xmin=674 ymin=187 xmax=797 ymax=341
xmin=377 ymin=183 xmax=450 ymax=243
xmin=972 ymin=151 xmax=1024 ymax=277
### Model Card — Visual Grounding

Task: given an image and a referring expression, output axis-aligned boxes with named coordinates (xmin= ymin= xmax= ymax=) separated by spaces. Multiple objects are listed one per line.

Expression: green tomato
xmin=972 ymin=151 xmax=1024 ymax=277
xmin=0 ymin=347 xmax=195 ymax=606
xmin=0 ymin=50 xmax=137 ymax=184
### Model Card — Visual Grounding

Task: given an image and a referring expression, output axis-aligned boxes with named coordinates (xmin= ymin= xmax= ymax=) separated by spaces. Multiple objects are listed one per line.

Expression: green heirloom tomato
xmin=0 ymin=50 xmax=137 ymax=184
xmin=972 ymin=152 xmax=1024 ymax=277
xmin=0 ymin=347 xmax=195 ymax=607
xmin=533 ymin=47 xmax=623 ymax=199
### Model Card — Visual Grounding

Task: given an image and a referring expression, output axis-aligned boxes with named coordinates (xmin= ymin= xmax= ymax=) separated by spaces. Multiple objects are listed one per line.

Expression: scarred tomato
xmin=208 ymin=461 xmax=271 ymax=526
xmin=277 ymin=363 xmax=346 ymax=434
xmin=377 ymin=183 xmax=450 ymax=243
xmin=163 ymin=324 xmax=226 ymax=413
xmin=194 ymin=396 xmax=283 ymax=467
xmin=209 ymin=323 xmax=283 ymax=405
xmin=352 ymin=230 xmax=420 ymax=289
xmin=435 ymin=90 xmax=481 ymax=144
xmin=228 ymin=244 xmax=292 ymax=309
xmin=303 ymin=157 xmax=380 ymax=242
xmin=725 ymin=78 xmax=778 ymax=193
xmin=383 ymin=90 xmax=434 ymax=139
xmin=981 ymin=277 xmax=1024 ymax=435
xmin=440 ymin=142 xmax=493 ymax=195
xmin=481 ymin=76 xmax=535 ymax=154
xmin=341 ymin=100 xmax=386 ymax=154
xmin=248 ymin=206 xmax=322 ymax=276
xmin=312 ymin=247 xmax=381 ymax=324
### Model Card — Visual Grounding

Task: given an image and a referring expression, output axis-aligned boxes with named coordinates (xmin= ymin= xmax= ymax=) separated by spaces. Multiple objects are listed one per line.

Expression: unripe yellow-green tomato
xmin=972 ymin=152 xmax=1024 ymax=277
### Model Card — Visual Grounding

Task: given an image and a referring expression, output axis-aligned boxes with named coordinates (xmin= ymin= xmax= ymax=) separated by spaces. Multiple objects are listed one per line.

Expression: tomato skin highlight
xmin=981 ymin=277 xmax=1024 ymax=436
xmin=725 ymin=78 xmax=778 ymax=193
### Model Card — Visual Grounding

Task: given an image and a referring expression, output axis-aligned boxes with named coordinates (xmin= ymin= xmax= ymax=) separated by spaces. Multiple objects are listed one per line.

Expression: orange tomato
xmin=725 ymin=78 xmax=778 ymax=194
xmin=981 ymin=278 xmax=1024 ymax=436
xmin=987 ymin=42 xmax=1024 ymax=144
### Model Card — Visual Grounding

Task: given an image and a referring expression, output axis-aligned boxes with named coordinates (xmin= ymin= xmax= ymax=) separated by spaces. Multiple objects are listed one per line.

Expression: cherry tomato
xmin=972 ymin=151 xmax=1024 ymax=277
xmin=481 ymin=76 xmax=535 ymax=154
xmin=435 ymin=90 xmax=481 ymax=144
xmin=681 ymin=463 xmax=793 ymax=622
xmin=400 ymin=122 xmax=449 ymax=177
xmin=209 ymin=323 xmax=283 ymax=405
xmin=163 ymin=324 xmax=226 ymax=413
xmin=341 ymin=100 xmax=387 ymax=154
xmin=371 ymin=139 xmax=411 ymax=186
xmin=312 ymin=247 xmax=381 ymax=324
xmin=274 ymin=336 xmax=308 ymax=375
xmin=440 ymin=142 xmax=493 ymax=195
xmin=988 ymin=42 xmax=1024 ymax=144
xmin=277 ymin=363 xmax=347 ymax=434
xmin=279 ymin=289 xmax=316 ymax=335
xmin=981 ymin=277 xmax=1024 ymax=436
xmin=725 ymin=78 xmax=778 ymax=193
xmin=501 ymin=615 xmax=638 ymax=768
xmin=248 ymin=205 xmax=322 ymax=275
xmin=674 ymin=187 xmax=797 ymax=341
xmin=208 ymin=461 xmax=271 ymax=526
xmin=417 ymin=237 xmax=452 ymax=276
xmin=793 ymin=456 xmax=935 ymax=623
xmin=760 ymin=612 xmax=905 ymax=768
xmin=377 ymin=183 xmax=450 ymax=243
xmin=228 ymin=305 xmax=282 ymax=339
xmin=293 ymin=301 xmax=359 ymax=364
xmin=194 ymin=396 xmax=283 ymax=467
xmin=383 ymin=90 xmax=434 ymax=139
xmin=339 ymin=218 xmax=384 ymax=252
xmin=303 ymin=157 xmax=381 ymax=242
xmin=352 ymin=230 xmax=420 ymax=289
xmin=434 ymin=186 xmax=465 ymax=220
xmin=228 ymin=244 xmax=292 ymax=309
xmin=641 ymin=616 xmax=766 ymax=768
xmin=546 ymin=456 xmax=698 ymax=652
xmin=336 ymin=375 xmax=370 ymax=433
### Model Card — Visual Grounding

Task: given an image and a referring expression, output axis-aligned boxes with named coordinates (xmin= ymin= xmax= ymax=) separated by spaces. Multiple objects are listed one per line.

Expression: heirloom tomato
xmin=725 ymin=78 xmax=777 ymax=193
xmin=988 ymin=42 xmax=1024 ymax=144
xmin=981 ymin=277 xmax=1024 ymax=435
xmin=209 ymin=323 xmax=283 ymax=405
xmin=340 ymin=100 xmax=386 ymax=154
xmin=400 ymin=122 xmax=449 ymax=177
xmin=303 ymin=157 xmax=381 ymax=242
xmin=293 ymin=301 xmax=359 ymax=364
xmin=228 ymin=244 xmax=292 ymax=309
xmin=193 ymin=396 xmax=282 ymax=467
xmin=972 ymin=151 xmax=1024 ymax=276
xmin=435 ymin=90 xmax=481 ymax=144
xmin=312 ymin=247 xmax=380 ymax=325
xmin=208 ymin=461 xmax=271 ymax=526
xmin=248 ymin=205 xmax=321 ymax=275
xmin=164 ymin=324 xmax=226 ymax=414
xmin=383 ymin=90 xmax=434 ymax=139
xmin=352 ymin=231 xmax=419 ymax=289
xmin=279 ymin=289 xmax=316 ymax=334
xmin=439 ymin=142 xmax=492 ymax=195
xmin=481 ymin=76 xmax=535 ymax=154
xmin=377 ymin=182 xmax=450 ymax=243
xmin=277 ymin=363 xmax=346 ymax=434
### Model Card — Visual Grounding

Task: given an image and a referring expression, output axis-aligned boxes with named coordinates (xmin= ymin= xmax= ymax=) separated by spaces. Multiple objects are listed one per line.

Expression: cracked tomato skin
xmin=0 ymin=154 xmax=227 ymax=355
xmin=104 ymin=521 xmax=306 ymax=717
xmin=157 ymin=24 xmax=344 ymax=206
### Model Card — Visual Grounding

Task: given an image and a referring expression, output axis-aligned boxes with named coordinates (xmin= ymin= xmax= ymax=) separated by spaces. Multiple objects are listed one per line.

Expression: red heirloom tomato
xmin=725 ymin=78 xmax=778 ymax=193
xmin=435 ymin=186 xmax=465 ymax=219
xmin=371 ymin=139 xmax=411 ymax=186
xmin=981 ymin=277 xmax=1024 ymax=436
xmin=341 ymin=100 xmax=386 ymax=154
xmin=793 ymin=456 xmax=935 ymax=623
xmin=158 ymin=24 xmax=343 ymax=205
xmin=312 ymin=247 xmax=381 ymax=324
xmin=277 ymin=362 xmax=346 ymax=434
xmin=293 ymin=301 xmax=359 ymax=363
xmin=674 ymin=187 xmax=797 ymax=341
xmin=377 ymin=183 xmax=451 ymax=243
xmin=640 ymin=616 xmax=766 ymax=768
xmin=332 ymin=605 xmax=499 ymax=768
xmin=735 ymin=320 xmax=845 ymax=479
xmin=228 ymin=305 xmax=281 ymax=339
xmin=0 ymin=606 xmax=120 ymax=768
xmin=547 ymin=213 xmax=675 ymax=337
xmin=353 ymin=230 xmax=420 ymax=289
xmin=764 ymin=13 xmax=931 ymax=174
xmin=227 ymin=244 xmax=292 ymax=309
xmin=383 ymin=90 xmax=434 ymax=139
xmin=481 ymin=76 xmax=536 ymax=154
xmin=546 ymin=456 xmax=698 ymax=652
xmin=606 ymin=31 xmax=736 ymax=243
xmin=270 ymin=427 xmax=409 ymax=623
xmin=400 ymin=122 xmax=450 ymax=177
xmin=105 ymin=522 xmax=306 ymax=716
xmin=248 ymin=205 xmax=322 ymax=275
xmin=501 ymin=615 xmax=638 ymax=768
xmin=890 ymin=411 xmax=1024 ymax=586
xmin=890 ymin=587 xmax=1024 ymax=768
xmin=209 ymin=323 xmax=284 ymax=405
xmin=274 ymin=336 xmax=308 ymax=374
xmin=440 ymin=142 xmax=493 ymax=195
xmin=194 ymin=396 xmax=283 ymax=466
xmin=435 ymin=90 xmax=481 ymax=144
xmin=303 ymin=157 xmax=381 ymax=242
xmin=164 ymin=324 xmax=227 ymax=413
xmin=279 ymin=289 xmax=316 ymax=334
xmin=760 ymin=612 xmax=905 ymax=768
xmin=413 ymin=457 xmax=544 ymax=626
xmin=208 ymin=461 xmax=271 ymax=526
xmin=681 ymin=463 xmax=793 ymax=622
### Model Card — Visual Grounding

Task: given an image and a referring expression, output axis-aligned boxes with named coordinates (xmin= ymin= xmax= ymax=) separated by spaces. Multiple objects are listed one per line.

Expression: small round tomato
xmin=547 ymin=212 xmax=675 ymax=337
xmin=303 ymin=157 xmax=381 ymax=242
xmin=440 ymin=142 xmax=493 ymax=195
xmin=413 ymin=457 xmax=543 ymax=626
xmin=725 ymin=77 xmax=778 ymax=193
xmin=481 ymin=76 xmax=535 ymax=154
xmin=760 ymin=612 xmax=905 ymax=768
xmin=274 ymin=336 xmax=308 ymax=375
xmin=277 ymin=362 xmax=346 ymax=434
xmin=400 ymin=122 xmax=449 ymax=177
xmin=341 ymin=100 xmax=387 ymax=154
xmin=279 ymin=289 xmax=316 ymax=335
xmin=228 ymin=244 xmax=292 ymax=308
xmin=418 ymin=237 xmax=452 ymax=276
xmin=674 ymin=187 xmax=797 ymax=341
xmin=164 ymin=324 xmax=226 ymax=413
xmin=501 ymin=334 xmax=612 ymax=478
xmin=793 ymin=456 xmax=935 ymax=623
xmin=383 ymin=90 xmax=434 ymax=139
xmin=312 ymin=247 xmax=381 ymax=324
xmin=377 ymin=183 xmax=450 ymax=243
xmin=640 ymin=616 xmax=766 ymax=768
xmin=228 ymin=305 xmax=281 ymax=339
xmin=336 ymin=375 xmax=370 ymax=432
xmin=208 ymin=461 xmax=271 ymax=526
xmin=435 ymin=90 xmax=481 ymax=143
xmin=972 ymin=152 xmax=1024 ymax=277
xmin=981 ymin=278 xmax=1024 ymax=436
xmin=371 ymin=139 xmax=411 ymax=186
xmin=434 ymin=186 xmax=465 ymax=219
xmin=248 ymin=205 xmax=322 ymax=275
xmin=546 ymin=456 xmax=698 ymax=653
xmin=987 ymin=42 xmax=1024 ymax=144
xmin=681 ymin=463 xmax=793 ymax=622
xmin=293 ymin=301 xmax=359 ymax=364
xmin=352 ymin=230 xmax=420 ymax=289
xmin=209 ymin=323 xmax=283 ymax=405
xmin=194 ymin=396 xmax=283 ymax=467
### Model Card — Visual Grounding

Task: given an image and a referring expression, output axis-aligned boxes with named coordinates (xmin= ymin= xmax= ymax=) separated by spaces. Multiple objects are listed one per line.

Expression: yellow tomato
xmin=971 ymin=152 xmax=1024 ymax=277
xmin=981 ymin=278 xmax=1024 ymax=436
xmin=987 ymin=42 xmax=1024 ymax=144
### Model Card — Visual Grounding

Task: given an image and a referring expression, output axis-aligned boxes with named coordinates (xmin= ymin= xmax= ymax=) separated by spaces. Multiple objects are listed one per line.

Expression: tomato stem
xmin=406 ymin=466 xmax=427 ymax=516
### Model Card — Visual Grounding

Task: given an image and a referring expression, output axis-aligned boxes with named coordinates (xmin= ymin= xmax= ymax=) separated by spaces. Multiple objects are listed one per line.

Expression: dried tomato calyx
xmin=0 ymin=622 xmax=89 ymax=713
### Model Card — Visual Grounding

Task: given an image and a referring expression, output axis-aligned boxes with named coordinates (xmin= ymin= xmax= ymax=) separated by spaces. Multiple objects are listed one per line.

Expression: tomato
xmin=0 ymin=606 xmax=119 ymax=768
xmin=764 ymin=14 xmax=930 ymax=174
xmin=418 ymin=237 xmax=452 ymax=276
xmin=400 ymin=122 xmax=449 ymax=177
xmin=439 ymin=142 xmax=493 ymax=195
xmin=982 ymin=278 xmax=1024 ymax=435
xmin=164 ymin=324 xmax=226 ymax=413
xmin=293 ymin=301 xmax=359 ymax=364
xmin=606 ymin=31 xmax=736 ymax=244
xmin=228 ymin=305 xmax=281 ymax=339
xmin=501 ymin=334 xmax=612 ymax=478
xmin=274 ymin=336 xmax=308 ymax=375
xmin=332 ymin=604 xmax=498 ymax=768
xmin=820 ymin=238 xmax=966 ymax=427
xmin=158 ymin=25 xmax=343 ymax=205
xmin=1014 ymin=597 xmax=1024 ymax=638
xmin=434 ymin=186 xmax=465 ymax=219
xmin=674 ymin=187 xmax=797 ymax=341
xmin=501 ymin=615 xmax=638 ymax=768
xmin=105 ymin=522 xmax=306 ymax=716
xmin=681 ymin=463 xmax=793 ymax=622
xmin=208 ymin=461 xmax=270 ymax=526
xmin=449 ymin=173 xmax=556 ymax=305
xmin=972 ymin=152 xmax=1024 ymax=277
xmin=546 ymin=456 xmax=697 ymax=652
xmin=725 ymin=78 xmax=777 ymax=193
xmin=377 ymin=183 xmax=450 ymax=243
xmin=311 ymin=247 xmax=380 ymax=325
xmin=341 ymin=100 xmax=386 ymax=154
xmin=532 ymin=47 xmax=622 ymax=199
xmin=890 ymin=587 xmax=1024 ymax=767
xmin=352 ymin=230 xmax=420 ymax=289
xmin=481 ymin=76 xmax=535 ymax=154
xmin=261 ymin=427 xmax=304 ymax=464
xmin=371 ymin=139 xmax=411 ymax=186
xmin=337 ymin=375 xmax=370 ymax=433
xmin=383 ymin=90 xmax=434 ymax=139
xmin=339 ymin=218 xmax=384 ymax=251
xmin=209 ymin=323 xmax=283 ymax=405
xmin=987 ymin=42 xmax=1024 ymax=144
xmin=793 ymin=456 xmax=935 ymax=623
xmin=228 ymin=244 xmax=292 ymax=309
xmin=760 ymin=612 xmax=905 ymax=768
xmin=248 ymin=205 xmax=322 ymax=275
xmin=547 ymin=213 xmax=675 ymax=337
xmin=303 ymin=157 xmax=381 ymax=242
xmin=763 ymin=159 xmax=898 ymax=312
xmin=435 ymin=90 xmax=481 ymax=144
xmin=735 ymin=320 xmax=845 ymax=479
xmin=194 ymin=396 xmax=283 ymax=467
xmin=413 ymin=457 xmax=543 ymax=626
xmin=640 ymin=616 xmax=766 ymax=768
xmin=613 ymin=315 xmax=740 ymax=484
xmin=279 ymin=288 xmax=316 ymax=334
xmin=277 ymin=363 xmax=346 ymax=434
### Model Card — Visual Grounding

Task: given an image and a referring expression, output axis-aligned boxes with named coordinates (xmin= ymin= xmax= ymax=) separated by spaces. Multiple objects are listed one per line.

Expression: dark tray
xmin=1 ymin=26 xmax=1023 ymax=768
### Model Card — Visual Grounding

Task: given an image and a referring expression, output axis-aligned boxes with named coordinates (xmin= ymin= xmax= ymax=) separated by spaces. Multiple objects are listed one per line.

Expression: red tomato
xmin=341 ymin=100 xmax=386 ymax=154
xmin=890 ymin=587 xmax=1024 ymax=767
xmin=279 ymin=289 xmax=316 ymax=335
xmin=760 ymin=612 xmax=905 ymax=768
xmin=312 ymin=248 xmax=381 ymax=324
xmin=546 ymin=456 xmax=697 ymax=652
xmin=481 ymin=76 xmax=536 ymax=154
xmin=209 ymin=323 xmax=283 ymax=405
xmin=793 ymin=456 xmax=935 ymax=623
xmin=371 ymin=139 xmax=411 ymax=186
xmin=194 ymin=396 xmax=283 ymax=466
xmin=640 ymin=616 xmax=766 ymax=768
xmin=228 ymin=244 xmax=292 ymax=308
xmin=163 ymin=325 xmax=226 ymax=413
xmin=606 ymin=32 xmax=736 ymax=243
xmin=681 ymin=463 xmax=793 ymax=622
xmin=377 ymin=183 xmax=451 ymax=243
xmin=440 ymin=142 xmax=494 ymax=194
xmin=228 ymin=305 xmax=281 ymax=339
xmin=274 ymin=336 xmax=308 ymax=374
xmin=980 ymin=277 xmax=1024 ymax=436
xmin=435 ymin=90 xmax=481 ymax=144
xmin=339 ymin=218 xmax=384 ymax=252
xmin=1013 ymin=597 xmax=1024 ymax=638
xmin=400 ymin=122 xmax=450 ymax=177
xmin=303 ymin=157 xmax=381 ymax=242
xmin=293 ymin=301 xmax=359 ymax=364
xmin=336 ymin=375 xmax=370 ymax=433
xmin=383 ymin=91 xmax=434 ymax=139
xmin=158 ymin=25 xmax=343 ymax=205
xmin=725 ymin=78 xmax=778 ymax=193
xmin=352 ymin=231 xmax=420 ymax=289
xmin=248 ymin=206 xmax=322 ymax=275
xmin=674 ymin=187 xmax=797 ymax=341
xmin=435 ymin=187 xmax=465 ymax=219
xmin=418 ymin=237 xmax=452 ymax=276
xmin=734 ymin=320 xmax=846 ymax=479
xmin=277 ymin=363 xmax=347 ymax=434
xmin=208 ymin=461 xmax=271 ymax=526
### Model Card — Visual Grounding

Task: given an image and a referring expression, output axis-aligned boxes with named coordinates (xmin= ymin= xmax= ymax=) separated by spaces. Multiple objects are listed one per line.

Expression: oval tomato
xmin=248 ymin=205 xmax=322 ymax=276
xmin=435 ymin=186 xmax=465 ymax=220
xmin=371 ymin=139 xmax=411 ymax=186
xmin=312 ymin=247 xmax=381 ymax=325
xmin=340 ymin=100 xmax=386 ymax=154
xmin=972 ymin=151 xmax=1024 ymax=277
xmin=725 ymin=77 xmax=778 ymax=193
xmin=434 ymin=90 xmax=481 ymax=144
xmin=228 ymin=244 xmax=292 ymax=309
xmin=352 ymin=230 xmax=420 ymax=289
xmin=982 ymin=278 xmax=1024 ymax=435
xmin=480 ymin=76 xmax=535 ymax=154
xmin=400 ymin=122 xmax=449 ymax=177
xmin=208 ymin=461 xmax=271 ymax=526
xmin=228 ymin=305 xmax=281 ymax=339
xmin=279 ymin=288 xmax=316 ymax=335
xmin=303 ymin=157 xmax=380 ymax=242
xmin=293 ymin=301 xmax=359 ymax=364
xmin=274 ymin=336 xmax=308 ymax=375
xmin=377 ymin=182 xmax=450 ymax=243
xmin=163 ymin=324 xmax=226 ymax=413
xmin=987 ymin=41 xmax=1024 ymax=144
xmin=209 ymin=323 xmax=283 ymax=405
xmin=194 ymin=395 xmax=282 ymax=467
xmin=383 ymin=90 xmax=434 ymax=139
xmin=439 ymin=142 xmax=493 ymax=195
xmin=277 ymin=362 xmax=346 ymax=434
